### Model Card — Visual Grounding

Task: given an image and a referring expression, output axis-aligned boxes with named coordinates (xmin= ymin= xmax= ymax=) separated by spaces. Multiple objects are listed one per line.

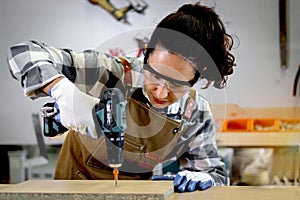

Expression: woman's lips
xmin=152 ymin=96 xmax=168 ymax=104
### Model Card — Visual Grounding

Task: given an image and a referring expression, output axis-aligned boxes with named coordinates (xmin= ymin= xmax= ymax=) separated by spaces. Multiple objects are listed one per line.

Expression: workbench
xmin=172 ymin=185 xmax=300 ymax=200
xmin=0 ymin=180 xmax=299 ymax=200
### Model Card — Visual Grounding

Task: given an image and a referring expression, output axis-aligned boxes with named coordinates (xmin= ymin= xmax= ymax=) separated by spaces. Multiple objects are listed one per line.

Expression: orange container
xmin=251 ymin=118 xmax=279 ymax=132
xmin=223 ymin=119 xmax=251 ymax=132
xmin=278 ymin=119 xmax=300 ymax=132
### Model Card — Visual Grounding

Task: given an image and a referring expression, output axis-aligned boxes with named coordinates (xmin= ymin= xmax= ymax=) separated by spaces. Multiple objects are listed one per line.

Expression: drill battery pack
xmin=42 ymin=102 xmax=68 ymax=137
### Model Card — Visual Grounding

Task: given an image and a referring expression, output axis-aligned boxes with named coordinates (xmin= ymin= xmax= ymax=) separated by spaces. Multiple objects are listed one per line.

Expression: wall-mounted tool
xmin=134 ymin=33 xmax=149 ymax=57
xmin=108 ymin=48 xmax=125 ymax=56
xmin=293 ymin=65 xmax=300 ymax=96
xmin=127 ymin=0 xmax=148 ymax=13
xmin=279 ymin=0 xmax=288 ymax=68
xmin=89 ymin=0 xmax=148 ymax=24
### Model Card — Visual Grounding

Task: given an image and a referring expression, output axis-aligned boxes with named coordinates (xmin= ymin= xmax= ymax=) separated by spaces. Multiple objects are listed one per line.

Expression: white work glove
xmin=49 ymin=78 xmax=100 ymax=139
xmin=173 ymin=170 xmax=215 ymax=192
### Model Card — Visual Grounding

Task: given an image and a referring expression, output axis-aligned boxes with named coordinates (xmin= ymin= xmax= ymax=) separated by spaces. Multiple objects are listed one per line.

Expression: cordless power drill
xmin=95 ymin=88 xmax=127 ymax=186
xmin=41 ymin=88 xmax=127 ymax=186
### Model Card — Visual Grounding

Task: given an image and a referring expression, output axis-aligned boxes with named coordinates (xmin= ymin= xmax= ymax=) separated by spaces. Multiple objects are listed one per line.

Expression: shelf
xmin=216 ymin=132 xmax=300 ymax=147
xmin=44 ymin=131 xmax=300 ymax=147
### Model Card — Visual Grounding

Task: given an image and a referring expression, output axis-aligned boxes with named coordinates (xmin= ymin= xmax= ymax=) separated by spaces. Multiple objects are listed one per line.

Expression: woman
xmin=7 ymin=3 xmax=235 ymax=192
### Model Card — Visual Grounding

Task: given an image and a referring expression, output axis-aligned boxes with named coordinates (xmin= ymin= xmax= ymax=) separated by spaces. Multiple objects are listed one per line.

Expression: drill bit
xmin=113 ymin=168 xmax=119 ymax=187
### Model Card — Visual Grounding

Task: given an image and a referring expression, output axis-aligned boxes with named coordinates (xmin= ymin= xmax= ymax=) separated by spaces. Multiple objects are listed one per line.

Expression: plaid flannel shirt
xmin=7 ymin=40 xmax=228 ymax=185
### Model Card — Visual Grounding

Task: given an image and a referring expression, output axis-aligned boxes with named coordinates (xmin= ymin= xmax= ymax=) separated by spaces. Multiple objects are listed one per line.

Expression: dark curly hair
xmin=144 ymin=3 xmax=235 ymax=89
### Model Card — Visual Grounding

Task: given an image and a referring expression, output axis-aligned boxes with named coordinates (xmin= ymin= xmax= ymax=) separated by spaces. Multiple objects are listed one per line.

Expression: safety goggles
xmin=143 ymin=64 xmax=200 ymax=93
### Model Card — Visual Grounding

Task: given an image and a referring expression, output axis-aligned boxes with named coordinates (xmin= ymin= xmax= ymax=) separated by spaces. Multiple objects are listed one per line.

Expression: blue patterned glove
xmin=174 ymin=170 xmax=215 ymax=192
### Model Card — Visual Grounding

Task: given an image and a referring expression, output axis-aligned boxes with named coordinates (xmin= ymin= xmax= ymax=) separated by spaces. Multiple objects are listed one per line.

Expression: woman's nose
xmin=154 ymin=83 xmax=169 ymax=98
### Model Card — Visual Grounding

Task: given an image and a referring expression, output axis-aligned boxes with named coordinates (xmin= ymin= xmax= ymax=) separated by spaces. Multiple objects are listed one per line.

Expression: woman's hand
xmin=174 ymin=170 xmax=215 ymax=192
xmin=49 ymin=78 xmax=100 ymax=139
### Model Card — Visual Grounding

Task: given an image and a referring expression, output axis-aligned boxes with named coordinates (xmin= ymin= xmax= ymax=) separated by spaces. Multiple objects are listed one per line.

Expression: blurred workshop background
xmin=0 ymin=0 xmax=299 ymax=186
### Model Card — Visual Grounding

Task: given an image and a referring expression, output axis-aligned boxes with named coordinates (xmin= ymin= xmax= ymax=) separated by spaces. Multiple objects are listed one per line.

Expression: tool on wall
xmin=108 ymin=48 xmax=125 ymax=56
xmin=89 ymin=0 xmax=148 ymax=24
xmin=293 ymin=65 xmax=300 ymax=96
xmin=279 ymin=0 xmax=288 ymax=68
xmin=134 ymin=33 xmax=149 ymax=57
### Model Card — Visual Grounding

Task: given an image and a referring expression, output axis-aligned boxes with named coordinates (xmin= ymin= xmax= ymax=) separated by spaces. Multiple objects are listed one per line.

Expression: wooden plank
xmin=2 ymin=184 xmax=300 ymax=200
xmin=0 ymin=184 xmax=13 ymax=190
xmin=172 ymin=186 xmax=300 ymax=200
xmin=0 ymin=180 xmax=174 ymax=200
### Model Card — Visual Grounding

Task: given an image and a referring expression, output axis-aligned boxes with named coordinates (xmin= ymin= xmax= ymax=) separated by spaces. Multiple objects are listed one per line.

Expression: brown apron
xmin=54 ymin=89 xmax=195 ymax=180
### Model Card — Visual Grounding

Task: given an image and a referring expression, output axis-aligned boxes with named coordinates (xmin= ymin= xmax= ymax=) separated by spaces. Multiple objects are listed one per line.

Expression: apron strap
xmin=119 ymin=57 xmax=132 ymax=98
xmin=182 ymin=88 xmax=196 ymax=121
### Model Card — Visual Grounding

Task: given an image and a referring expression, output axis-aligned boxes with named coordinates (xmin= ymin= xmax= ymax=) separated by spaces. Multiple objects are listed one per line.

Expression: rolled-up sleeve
xmin=7 ymin=40 xmax=74 ymax=98
xmin=7 ymin=40 xmax=142 ymax=99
